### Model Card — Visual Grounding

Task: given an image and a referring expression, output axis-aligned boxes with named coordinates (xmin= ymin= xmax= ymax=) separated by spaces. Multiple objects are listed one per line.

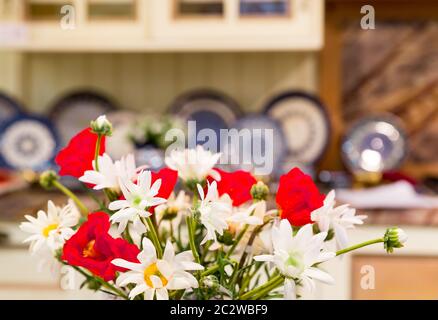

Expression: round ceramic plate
xmin=0 ymin=115 xmax=59 ymax=171
xmin=264 ymin=91 xmax=331 ymax=164
xmin=49 ymin=91 xmax=118 ymax=146
xmin=224 ymin=114 xmax=287 ymax=177
xmin=342 ymin=115 xmax=407 ymax=173
xmin=0 ymin=92 xmax=23 ymax=126
xmin=170 ymin=89 xmax=242 ymax=147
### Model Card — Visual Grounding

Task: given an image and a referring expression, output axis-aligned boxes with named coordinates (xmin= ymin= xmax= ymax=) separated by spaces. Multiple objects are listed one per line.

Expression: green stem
xmin=239 ymin=274 xmax=283 ymax=300
xmin=200 ymin=240 xmax=212 ymax=263
xmin=239 ymin=262 xmax=264 ymax=295
xmin=186 ymin=215 xmax=201 ymax=264
xmin=64 ymin=263 xmax=128 ymax=300
xmin=142 ymin=217 xmax=163 ymax=258
xmin=336 ymin=238 xmax=384 ymax=256
xmin=53 ymin=180 xmax=88 ymax=216
xmin=252 ymin=276 xmax=284 ymax=300
xmin=123 ymin=227 xmax=134 ymax=244
xmin=226 ymin=225 xmax=248 ymax=259
xmin=93 ymin=275 xmax=129 ymax=300
xmin=201 ymin=264 xmax=219 ymax=277
xmin=94 ymin=134 xmax=103 ymax=171
xmin=151 ymin=214 xmax=160 ymax=240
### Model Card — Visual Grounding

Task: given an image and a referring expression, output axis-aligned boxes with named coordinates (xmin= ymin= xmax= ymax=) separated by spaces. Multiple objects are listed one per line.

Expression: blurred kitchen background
xmin=0 ymin=0 xmax=437 ymax=299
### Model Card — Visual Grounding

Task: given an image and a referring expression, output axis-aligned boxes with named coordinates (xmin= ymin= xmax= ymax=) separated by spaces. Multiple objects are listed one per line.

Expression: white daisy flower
xmin=112 ymin=238 xmax=203 ymax=300
xmin=197 ymin=181 xmax=232 ymax=246
xmin=227 ymin=201 xmax=266 ymax=229
xmin=254 ymin=220 xmax=335 ymax=299
xmin=20 ymin=200 xmax=80 ymax=254
xmin=165 ymin=146 xmax=221 ymax=182
xmin=229 ymin=201 xmax=277 ymax=255
xmin=311 ymin=190 xmax=367 ymax=250
xmin=79 ymin=153 xmax=137 ymax=192
xmin=60 ymin=265 xmax=85 ymax=291
xmin=108 ymin=170 xmax=167 ymax=234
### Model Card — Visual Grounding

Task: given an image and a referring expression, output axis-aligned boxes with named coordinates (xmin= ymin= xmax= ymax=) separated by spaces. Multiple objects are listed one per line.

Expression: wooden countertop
xmin=0 ymin=187 xmax=96 ymax=222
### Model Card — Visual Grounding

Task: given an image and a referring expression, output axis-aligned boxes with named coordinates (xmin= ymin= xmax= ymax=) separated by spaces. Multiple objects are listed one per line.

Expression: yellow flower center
xmin=83 ymin=240 xmax=98 ymax=258
xmin=42 ymin=224 xmax=58 ymax=238
xmin=144 ymin=263 xmax=168 ymax=288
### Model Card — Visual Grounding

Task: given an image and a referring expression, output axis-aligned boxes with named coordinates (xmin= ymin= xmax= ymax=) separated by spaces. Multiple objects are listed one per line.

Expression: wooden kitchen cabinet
xmin=352 ymin=255 xmax=438 ymax=300
xmin=152 ymin=0 xmax=323 ymax=50
xmin=317 ymin=226 xmax=438 ymax=300
xmin=0 ymin=0 xmax=324 ymax=51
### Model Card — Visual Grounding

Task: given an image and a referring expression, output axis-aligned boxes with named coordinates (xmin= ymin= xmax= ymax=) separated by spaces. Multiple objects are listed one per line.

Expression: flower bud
xmin=251 ymin=181 xmax=269 ymax=201
xmin=384 ymin=227 xmax=407 ymax=253
xmin=39 ymin=170 xmax=59 ymax=189
xmin=161 ymin=207 xmax=179 ymax=220
xmin=202 ymin=275 xmax=219 ymax=290
xmin=218 ymin=229 xmax=234 ymax=246
xmin=91 ymin=115 xmax=112 ymax=136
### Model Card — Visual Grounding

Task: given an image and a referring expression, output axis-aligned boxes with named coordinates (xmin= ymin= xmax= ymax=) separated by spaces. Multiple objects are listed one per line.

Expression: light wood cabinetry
xmin=317 ymin=226 xmax=438 ymax=300
xmin=0 ymin=0 xmax=324 ymax=51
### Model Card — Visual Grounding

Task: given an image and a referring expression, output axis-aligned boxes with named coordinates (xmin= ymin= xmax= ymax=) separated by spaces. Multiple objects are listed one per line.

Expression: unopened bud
xmin=91 ymin=115 xmax=112 ymax=136
xmin=384 ymin=227 xmax=407 ymax=253
xmin=251 ymin=181 xmax=269 ymax=201
xmin=39 ymin=170 xmax=59 ymax=189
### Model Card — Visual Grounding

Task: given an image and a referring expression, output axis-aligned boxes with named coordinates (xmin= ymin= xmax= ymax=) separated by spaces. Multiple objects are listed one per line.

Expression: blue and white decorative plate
xmin=264 ymin=91 xmax=331 ymax=165
xmin=0 ymin=115 xmax=59 ymax=171
xmin=49 ymin=90 xmax=118 ymax=146
xmin=170 ymin=89 xmax=242 ymax=147
xmin=0 ymin=92 xmax=23 ymax=126
xmin=342 ymin=115 xmax=407 ymax=173
xmin=223 ymin=114 xmax=287 ymax=177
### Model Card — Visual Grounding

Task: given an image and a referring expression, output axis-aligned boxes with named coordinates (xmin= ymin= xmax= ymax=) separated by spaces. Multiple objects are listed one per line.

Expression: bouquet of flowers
xmin=20 ymin=115 xmax=407 ymax=300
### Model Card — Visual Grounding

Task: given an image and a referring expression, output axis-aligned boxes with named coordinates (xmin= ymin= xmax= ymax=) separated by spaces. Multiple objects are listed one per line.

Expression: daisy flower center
xmin=132 ymin=195 xmax=143 ymax=207
xmin=144 ymin=263 xmax=168 ymax=288
xmin=83 ymin=240 xmax=98 ymax=258
xmin=42 ymin=224 xmax=58 ymax=238
xmin=286 ymin=251 xmax=305 ymax=274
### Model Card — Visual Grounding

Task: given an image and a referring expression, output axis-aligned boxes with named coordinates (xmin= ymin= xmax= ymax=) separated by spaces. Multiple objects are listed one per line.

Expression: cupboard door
xmin=352 ymin=255 xmax=438 ymax=299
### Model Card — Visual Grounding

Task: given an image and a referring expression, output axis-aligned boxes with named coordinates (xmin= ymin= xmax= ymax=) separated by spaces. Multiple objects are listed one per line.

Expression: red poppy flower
xmin=61 ymin=212 xmax=139 ymax=281
xmin=208 ymin=168 xmax=257 ymax=206
xmin=276 ymin=168 xmax=325 ymax=226
xmin=148 ymin=168 xmax=178 ymax=212
xmin=151 ymin=168 xmax=178 ymax=199
xmin=55 ymin=128 xmax=105 ymax=178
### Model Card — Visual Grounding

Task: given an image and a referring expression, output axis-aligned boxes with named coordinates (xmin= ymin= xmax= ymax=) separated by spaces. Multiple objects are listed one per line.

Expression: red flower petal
xmin=55 ymin=128 xmax=106 ymax=178
xmin=148 ymin=168 xmax=178 ymax=213
xmin=152 ymin=168 xmax=178 ymax=200
xmin=61 ymin=212 xmax=139 ymax=281
xmin=276 ymin=168 xmax=325 ymax=227
xmin=208 ymin=168 xmax=257 ymax=206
